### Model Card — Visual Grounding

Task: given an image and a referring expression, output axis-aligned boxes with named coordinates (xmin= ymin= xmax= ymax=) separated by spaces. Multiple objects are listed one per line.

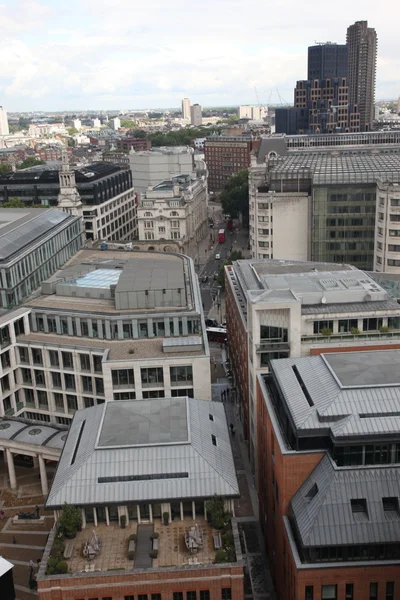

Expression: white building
xmin=239 ymin=105 xmax=267 ymax=120
xmin=0 ymin=249 xmax=211 ymax=426
xmin=0 ymin=107 xmax=9 ymax=136
xmin=194 ymin=137 xmax=206 ymax=150
xmin=73 ymin=119 xmax=82 ymax=130
xmin=181 ymin=97 xmax=191 ymax=120
xmin=92 ymin=118 xmax=101 ymax=128
xmin=129 ymin=147 xmax=195 ymax=194
xmin=226 ymin=258 xmax=400 ymax=472
xmin=137 ymin=173 xmax=208 ymax=258
xmin=190 ymin=104 xmax=202 ymax=127
xmin=110 ymin=117 xmax=121 ymax=130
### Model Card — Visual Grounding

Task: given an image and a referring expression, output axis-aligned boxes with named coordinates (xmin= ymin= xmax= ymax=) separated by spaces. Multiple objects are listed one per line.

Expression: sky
xmin=0 ymin=0 xmax=399 ymax=112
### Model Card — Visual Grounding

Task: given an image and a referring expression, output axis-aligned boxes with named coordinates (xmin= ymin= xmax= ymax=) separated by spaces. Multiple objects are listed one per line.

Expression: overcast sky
xmin=1 ymin=0 xmax=398 ymax=112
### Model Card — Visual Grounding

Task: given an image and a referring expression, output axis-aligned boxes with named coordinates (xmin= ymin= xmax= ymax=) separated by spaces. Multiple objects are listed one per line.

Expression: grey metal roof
xmin=46 ymin=398 xmax=239 ymax=508
xmin=269 ymin=350 xmax=400 ymax=439
xmin=0 ymin=209 xmax=72 ymax=262
xmin=302 ymin=300 xmax=400 ymax=314
xmin=0 ymin=418 xmax=68 ymax=448
xmin=115 ymin=257 xmax=185 ymax=293
xmin=291 ymin=455 xmax=400 ymax=547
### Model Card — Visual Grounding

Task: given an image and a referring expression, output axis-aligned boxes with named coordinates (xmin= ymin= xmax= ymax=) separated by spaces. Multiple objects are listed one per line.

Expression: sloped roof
xmin=46 ymin=398 xmax=239 ymax=508
xmin=291 ymin=455 xmax=400 ymax=547
xmin=270 ymin=350 xmax=400 ymax=438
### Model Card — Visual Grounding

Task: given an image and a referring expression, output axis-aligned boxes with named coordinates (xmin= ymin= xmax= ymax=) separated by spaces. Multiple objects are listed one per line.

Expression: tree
xmin=220 ymin=170 xmax=249 ymax=222
xmin=0 ymin=164 xmax=11 ymax=174
xmin=17 ymin=157 xmax=45 ymax=170
xmin=216 ymin=250 xmax=243 ymax=289
xmin=67 ymin=127 xmax=78 ymax=136
xmin=133 ymin=129 xmax=147 ymax=138
xmin=120 ymin=119 xmax=137 ymax=129
xmin=1 ymin=197 xmax=24 ymax=208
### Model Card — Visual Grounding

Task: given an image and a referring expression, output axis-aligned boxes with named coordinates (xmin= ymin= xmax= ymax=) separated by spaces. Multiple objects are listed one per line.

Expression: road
xmin=198 ymin=203 xmax=249 ymax=315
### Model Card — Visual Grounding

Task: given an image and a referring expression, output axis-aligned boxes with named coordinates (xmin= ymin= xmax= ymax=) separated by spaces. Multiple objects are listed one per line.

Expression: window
xmin=32 ymin=348 xmax=43 ymax=365
xmin=79 ymin=354 xmax=91 ymax=371
xmin=52 ymin=372 xmax=62 ymax=388
xmin=351 ymin=498 xmax=368 ymax=515
xmin=221 ymin=590 xmax=231 ymax=600
xmin=64 ymin=373 xmax=76 ymax=391
xmin=54 ymin=393 xmax=64 ymax=411
xmin=18 ymin=347 xmax=29 ymax=363
xmin=49 ymin=350 xmax=59 ymax=367
xmin=151 ymin=595 xmax=161 ymax=600
xmin=305 ymin=587 xmax=313 ymax=600
xmin=170 ymin=366 xmax=193 ymax=385
xmin=345 ymin=584 xmax=354 ymax=600
xmin=67 ymin=395 xmax=78 ymax=412
xmin=386 ymin=582 xmax=394 ymax=600
xmin=141 ymin=367 xmax=164 ymax=387
xmin=142 ymin=390 xmax=165 ymax=399
xmin=391 ymin=199 xmax=400 ymax=207
xmin=211 ymin=434 xmax=217 ymax=446
xmin=338 ymin=319 xmax=358 ymax=333
xmin=363 ymin=318 xmax=383 ymax=331
xmin=84 ymin=397 xmax=95 ymax=408
xmin=321 ymin=586 xmax=337 ymax=600
xmin=200 ymin=593 xmax=210 ymax=600
xmin=93 ymin=355 xmax=102 ymax=373
xmin=138 ymin=595 xmax=148 ymax=600
xmin=62 ymin=351 xmax=73 ymax=369
xmin=102 ymin=597 xmax=112 ymax=600
xmin=383 ymin=497 xmax=400 ymax=517
xmin=173 ymin=594 xmax=183 ymax=600
xmin=81 ymin=376 xmax=93 ymax=393
xmin=125 ymin=596 xmax=134 ymax=600
xmin=112 ymin=369 xmax=134 ymax=388
xmin=313 ymin=320 xmax=334 ymax=334
xmin=187 ymin=593 xmax=196 ymax=600
xmin=370 ymin=583 xmax=378 ymax=600
xmin=34 ymin=370 xmax=45 ymax=387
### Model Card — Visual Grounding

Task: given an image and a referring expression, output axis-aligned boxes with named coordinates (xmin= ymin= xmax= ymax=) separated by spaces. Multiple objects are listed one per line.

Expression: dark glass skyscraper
xmin=307 ymin=43 xmax=348 ymax=80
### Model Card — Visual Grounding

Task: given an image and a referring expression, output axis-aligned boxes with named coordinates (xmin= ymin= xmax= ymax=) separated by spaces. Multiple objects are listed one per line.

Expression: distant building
xmin=114 ymin=137 xmax=151 ymax=153
xmin=307 ymin=42 xmax=348 ymax=80
xmin=398 ymin=97 xmax=400 ymax=115
xmin=72 ymin=119 xmax=81 ymax=131
xmin=347 ymin=20 xmax=378 ymax=131
xmin=204 ymin=135 xmax=259 ymax=192
xmin=0 ymin=107 xmax=9 ymax=136
xmin=181 ymin=97 xmax=191 ymax=120
xmin=137 ymin=173 xmax=208 ymax=257
xmin=129 ymin=147 xmax=195 ymax=194
xmin=238 ymin=106 xmax=268 ymax=120
xmin=109 ymin=117 xmax=121 ymax=130
xmin=190 ymin=104 xmax=202 ymax=127
xmin=92 ymin=118 xmax=101 ymax=127
xmin=194 ymin=137 xmax=206 ymax=149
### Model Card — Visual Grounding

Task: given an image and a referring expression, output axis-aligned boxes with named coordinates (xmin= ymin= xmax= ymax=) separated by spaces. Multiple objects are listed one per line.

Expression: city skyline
xmin=0 ymin=1 xmax=398 ymax=111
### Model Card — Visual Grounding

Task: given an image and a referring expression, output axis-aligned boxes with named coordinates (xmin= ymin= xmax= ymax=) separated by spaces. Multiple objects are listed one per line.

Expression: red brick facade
xmin=225 ymin=267 xmax=249 ymax=442
xmin=37 ymin=564 xmax=244 ymax=600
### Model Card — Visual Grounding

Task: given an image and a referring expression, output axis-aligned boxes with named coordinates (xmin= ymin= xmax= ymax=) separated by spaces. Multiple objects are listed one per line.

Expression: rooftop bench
xmin=213 ymin=533 xmax=222 ymax=550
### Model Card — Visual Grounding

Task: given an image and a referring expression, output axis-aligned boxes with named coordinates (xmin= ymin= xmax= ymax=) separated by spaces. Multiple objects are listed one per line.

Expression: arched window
xmin=170 ymin=211 xmax=179 ymax=216
xmin=144 ymin=212 xmax=153 ymax=217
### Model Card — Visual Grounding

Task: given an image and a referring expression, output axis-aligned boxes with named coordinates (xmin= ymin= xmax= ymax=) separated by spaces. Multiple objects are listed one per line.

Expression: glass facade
xmin=312 ymin=184 xmax=376 ymax=269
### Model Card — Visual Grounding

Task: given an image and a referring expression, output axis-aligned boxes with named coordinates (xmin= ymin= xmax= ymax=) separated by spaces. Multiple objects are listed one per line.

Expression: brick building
xmin=225 ymin=259 xmax=400 ymax=475
xmin=37 ymin=397 xmax=244 ymax=600
xmin=204 ymin=136 xmax=259 ymax=192
xmin=257 ymin=350 xmax=400 ymax=600
xmin=115 ymin=137 xmax=152 ymax=153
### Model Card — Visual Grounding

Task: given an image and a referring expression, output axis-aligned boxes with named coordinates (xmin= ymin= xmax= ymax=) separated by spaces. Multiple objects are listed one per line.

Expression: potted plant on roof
xmin=163 ymin=511 xmax=170 ymax=526
xmin=58 ymin=502 xmax=82 ymax=540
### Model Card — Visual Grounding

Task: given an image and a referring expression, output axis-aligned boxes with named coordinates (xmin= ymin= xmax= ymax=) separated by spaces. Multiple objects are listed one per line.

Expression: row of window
xmin=312 ymin=317 xmax=400 ymax=334
xmin=305 ymin=581 xmax=394 ymax=600
xmin=112 ymin=366 xmax=193 ymax=388
xmin=78 ymin=590 xmax=231 ymax=600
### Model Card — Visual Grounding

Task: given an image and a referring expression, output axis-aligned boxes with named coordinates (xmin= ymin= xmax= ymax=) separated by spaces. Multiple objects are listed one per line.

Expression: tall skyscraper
xmin=190 ymin=103 xmax=202 ymax=127
xmin=307 ymin=42 xmax=348 ymax=80
xmin=347 ymin=20 xmax=377 ymax=131
xmin=0 ymin=107 xmax=9 ymax=136
xmin=181 ymin=97 xmax=191 ymax=120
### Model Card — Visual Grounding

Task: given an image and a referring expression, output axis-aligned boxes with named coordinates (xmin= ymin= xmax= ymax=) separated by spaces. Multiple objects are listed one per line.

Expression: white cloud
xmin=0 ymin=0 xmax=398 ymax=110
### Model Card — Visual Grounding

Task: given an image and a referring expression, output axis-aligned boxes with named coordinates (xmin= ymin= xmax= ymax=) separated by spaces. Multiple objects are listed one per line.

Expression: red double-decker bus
xmin=218 ymin=229 xmax=225 ymax=243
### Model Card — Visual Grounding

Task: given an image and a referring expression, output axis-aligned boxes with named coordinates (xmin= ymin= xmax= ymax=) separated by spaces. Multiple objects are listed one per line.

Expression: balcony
xmin=301 ymin=330 xmax=400 ymax=344
xmin=256 ymin=339 xmax=290 ymax=353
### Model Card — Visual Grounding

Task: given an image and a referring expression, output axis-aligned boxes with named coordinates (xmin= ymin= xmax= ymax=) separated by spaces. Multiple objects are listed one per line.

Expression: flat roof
xmin=115 ymin=257 xmax=185 ymax=293
xmin=97 ymin=398 xmax=188 ymax=448
xmin=0 ymin=209 xmax=74 ymax=262
xmin=46 ymin=398 xmax=239 ymax=507
xmin=268 ymin=350 xmax=400 ymax=439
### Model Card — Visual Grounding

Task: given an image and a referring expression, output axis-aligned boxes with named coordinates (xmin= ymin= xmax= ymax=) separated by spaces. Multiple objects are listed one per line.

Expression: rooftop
xmin=0 ymin=162 xmax=126 ymax=185
xmin=291 ymin=455 xmax=400 ymax=547
xmin=268 ymin=349 xmax=400 ymax=439
xmin=0 ymin=209 xmax=76 ymax=263
xmin=0 ymin=419 xmax=67 ymax=449
xmin=46 ymin=398 xmax=239 ymax=508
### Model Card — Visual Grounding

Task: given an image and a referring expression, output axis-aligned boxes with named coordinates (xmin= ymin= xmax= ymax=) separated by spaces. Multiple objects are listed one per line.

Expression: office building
xmin=113 ymin=137 xmax=151 ymax=153
xmin=269 ymin=130 xmax=400 ymax=149
xmin=0 ymin=107 xmax=9 ymax=136
xmin=190 ymin=104 xmax=202 ymax=127
xmin=307 ymin=42 xmax=348 ymax=80
xmin=72 ymin=119 xmax=81 ymax=131
xmin=347 ymin=20 xmax=378 ymax=131
xmin=181 ymin=97 xmax=191 ymax=120
xmin=137 ymin=173 xmax=208 ymax=257
xmin=225 ymin=258 xmax=400 ymax=472
xmin=249 ymin=147 xmax=400 ymax=270
xmin=92 ymin=118 xmax=101 ymax=127
xmin=110 ymin=116 xmax=121 ymax=130
xmin=257 ymin=350 xmax=400 ymax=599
xmin=238 ymin=106 xmax=268 ymax=120
xmin=35 ymin=396 xmax=243 ymax=600
xmin=0 ymin=208 xmax=81 ymax=310
xmin=129 ymin=147 xmax=196 ymax=194
xmin=276 ymin=77 xmax=360 ymax=135
xmin=0 ymin=248 xmax=212 ymax=425
xmin=0 ymin=161 xmax=137 ymax=243
xmin=205 ymin=135 xmax=258 ymax=192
